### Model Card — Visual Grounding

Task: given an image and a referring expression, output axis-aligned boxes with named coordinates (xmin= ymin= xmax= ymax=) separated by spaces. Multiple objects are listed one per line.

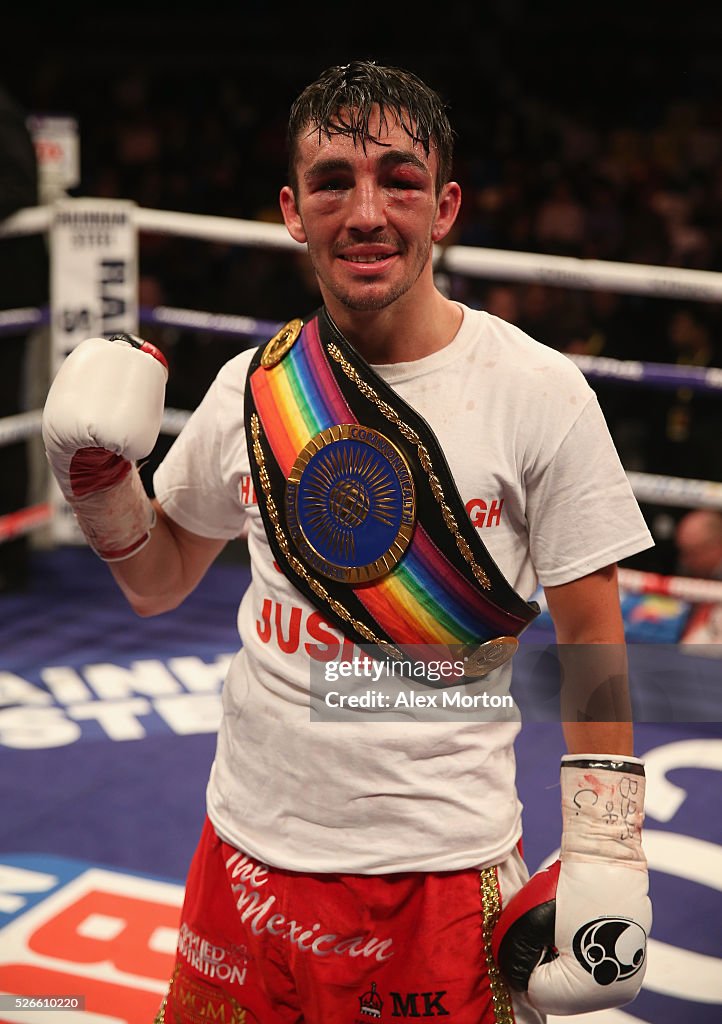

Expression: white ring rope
xmin=626 ymin=473 xmax=722 ymax=511
xmin=0 ymin=410 xmax=719 ymax=513
xmin=0 ymin=411 xmax=43 ymax=445
xmin=0 ymin=205 xmax=51 ymax=238
xmin=4 ymin=203 xmax=722 ymax=302
xmin=1 ymin=410 xmax=720 ymax=518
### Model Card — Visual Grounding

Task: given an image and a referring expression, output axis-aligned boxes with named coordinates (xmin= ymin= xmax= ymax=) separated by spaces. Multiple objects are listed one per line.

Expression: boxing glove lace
xmin=42 ymin=333 xmax=168 ymax=561
xmin=492 ymin=754 xmax=651 ymax=1016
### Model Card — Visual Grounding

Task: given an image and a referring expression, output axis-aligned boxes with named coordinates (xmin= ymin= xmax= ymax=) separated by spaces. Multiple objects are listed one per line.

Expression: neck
xmin=324 ymin=284 xmax=463 ymax=365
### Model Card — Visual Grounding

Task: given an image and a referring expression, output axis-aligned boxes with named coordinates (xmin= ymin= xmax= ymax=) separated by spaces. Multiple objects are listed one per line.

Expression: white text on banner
xmin=48 ymin=198 xmax=139 ymax=544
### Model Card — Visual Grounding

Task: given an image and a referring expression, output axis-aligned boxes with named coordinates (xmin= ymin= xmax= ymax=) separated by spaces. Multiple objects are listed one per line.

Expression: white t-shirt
xmin=154 ymin=305 xmax=653 ymax=873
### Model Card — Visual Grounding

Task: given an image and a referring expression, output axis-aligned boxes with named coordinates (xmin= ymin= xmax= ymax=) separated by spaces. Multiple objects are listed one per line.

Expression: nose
xmin=346 ymin=181 xmax=387 ymax=233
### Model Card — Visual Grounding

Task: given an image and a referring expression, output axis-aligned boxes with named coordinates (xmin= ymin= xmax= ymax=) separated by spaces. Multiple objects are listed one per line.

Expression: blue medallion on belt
xmin=285 ymin=423 xmax=416 ymax=584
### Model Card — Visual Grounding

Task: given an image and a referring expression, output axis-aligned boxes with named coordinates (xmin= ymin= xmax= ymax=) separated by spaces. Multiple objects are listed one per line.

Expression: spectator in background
xmin=675 ymin=509 xmax=722 ymax=648
xmin=583 ymin=178 xmax=625 ymax=260
xmin=0 ymin=85 xmax=47 ymax=591
xmin=482 ymin=283 xmax=520 ymax=324
xmin=645 ymin=304 xmax=722 ymax=483
xmin=515 ymin=282 xmax=563 ymax=349
xmin=533 ymin=177 xmax=585 ymax=255
xmin=675 ymin=509 xmax=722 ymax=580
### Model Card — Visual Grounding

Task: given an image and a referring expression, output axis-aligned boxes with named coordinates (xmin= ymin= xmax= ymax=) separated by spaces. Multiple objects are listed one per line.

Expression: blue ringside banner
xmin=0 ymin=550 xmax=720 ymax=1022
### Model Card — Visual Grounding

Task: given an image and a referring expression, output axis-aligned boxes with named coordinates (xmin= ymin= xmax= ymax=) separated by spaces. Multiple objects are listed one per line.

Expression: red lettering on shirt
xmin=306 ymin=613 xmax=342 ymax=659
xmin=239 ymin=475 xmax=257 ymax=506
xmin=256 ymin=598 xmax=273 ymax=643
xmin=255 ymin=600 xmax=361 ymax=663
xmin=486 ymin=498 xmax=504 ymax=527
xmin=466 ymin=497 xmax=504 ymax=528
xmin=275 ymin=603 xmax=302 ymax=654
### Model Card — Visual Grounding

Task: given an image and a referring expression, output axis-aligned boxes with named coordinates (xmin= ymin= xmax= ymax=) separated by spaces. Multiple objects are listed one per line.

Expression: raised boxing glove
xmin=492 ymin=754 xmax=651 ymax=1016
xmin=42 ymin=333 xmax=168 ymax=561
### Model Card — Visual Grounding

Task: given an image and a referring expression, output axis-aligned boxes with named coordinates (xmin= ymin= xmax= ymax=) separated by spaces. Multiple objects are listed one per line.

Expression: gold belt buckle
xmin=463 ymin=636 xmax=519 ymax=677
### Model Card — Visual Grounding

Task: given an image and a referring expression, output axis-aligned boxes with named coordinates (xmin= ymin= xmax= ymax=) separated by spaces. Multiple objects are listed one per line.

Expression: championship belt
xmin=244 ymin=308 xmax=539 ymax=676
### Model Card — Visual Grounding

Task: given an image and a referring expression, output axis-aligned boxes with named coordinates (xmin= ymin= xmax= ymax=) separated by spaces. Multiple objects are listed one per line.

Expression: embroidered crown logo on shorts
xmin=359 ymin=980 xmax=383 ymax=1018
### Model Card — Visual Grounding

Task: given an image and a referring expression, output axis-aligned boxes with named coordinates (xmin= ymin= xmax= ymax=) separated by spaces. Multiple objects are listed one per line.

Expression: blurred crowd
xmin=3 ymin=17 xmax=722 ymax=577
xmin=70 ymin=66 xmax=721 ymax=577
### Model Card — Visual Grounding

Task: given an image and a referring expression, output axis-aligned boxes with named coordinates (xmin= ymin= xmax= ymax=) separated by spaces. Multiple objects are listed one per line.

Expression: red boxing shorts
xmin=154 ymin=817 xmax=543 ymax=1024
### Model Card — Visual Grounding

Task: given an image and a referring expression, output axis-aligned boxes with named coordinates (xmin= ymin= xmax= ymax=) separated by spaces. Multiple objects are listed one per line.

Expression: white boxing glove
xmin=42 ymin=333 xmax=168 ymax=561
xmin=492 ymin=754 xmax=651 ymax=1016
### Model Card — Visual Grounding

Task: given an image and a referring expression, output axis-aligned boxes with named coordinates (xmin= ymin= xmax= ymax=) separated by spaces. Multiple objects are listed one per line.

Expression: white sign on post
xmin=49 ymin=198 xmax=139 ymax=543
xmin=28 ymin=114 xmax=81 ymax=205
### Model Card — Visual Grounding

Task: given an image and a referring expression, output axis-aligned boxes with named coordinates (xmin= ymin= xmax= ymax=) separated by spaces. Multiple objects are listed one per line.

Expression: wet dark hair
xmin=287 ymin=60 xmax=455 ymax=194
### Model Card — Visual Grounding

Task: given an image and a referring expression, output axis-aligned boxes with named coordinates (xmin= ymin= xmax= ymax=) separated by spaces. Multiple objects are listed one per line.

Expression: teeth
xmin=344 ymin=254 xmax=389 ymax=262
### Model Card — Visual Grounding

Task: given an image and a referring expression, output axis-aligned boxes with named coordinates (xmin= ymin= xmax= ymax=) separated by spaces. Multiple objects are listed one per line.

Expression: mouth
xmin=341 ymin=254 xmax=392 ymax=263
xmin=337 ymin=248 xmax=398 ymax=273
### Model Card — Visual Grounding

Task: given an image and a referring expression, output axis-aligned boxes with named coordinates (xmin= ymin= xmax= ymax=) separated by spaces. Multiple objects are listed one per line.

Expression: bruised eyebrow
xmin=304 ymin=149 xmax=431 ymax=185
xmin=304 ymin=157 xmax=352 ymax=184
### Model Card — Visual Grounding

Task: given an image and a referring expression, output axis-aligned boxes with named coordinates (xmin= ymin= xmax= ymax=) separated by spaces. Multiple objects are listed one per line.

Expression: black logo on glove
xmin=573 ymin=918 xmax=647 ymax=986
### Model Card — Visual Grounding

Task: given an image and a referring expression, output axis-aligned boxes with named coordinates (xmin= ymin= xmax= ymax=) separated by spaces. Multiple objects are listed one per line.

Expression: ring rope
xmin=1 ymin=411 xmax=721 ymax=514
xmin=618 ymin=568 xmax=722 ymax=605
xmin=566 ymin=354 xmax=722 ymax=396
xmin=143 ymin=306 xmax=722 ymax=395
xmin=5 ymin=302 xmax=722 ymax=399
xmin=3 ymin=497 xmax=721 ymax=608
xmin=0 ymin=411 xmax=43 ymax=445
xmin=141 ymin=306 xmax=722 ymax=398
xmin=0 ymin=502 xmax=53 ymax=542
xmin=130 ymin=208 xmax=722 ymax=303
xmin=3 ymin=203 xmax=722 ymax=302
xmin=0 ymin=307 xmax=48 ymax=334
xmin=0 ymin=205 xmax=50 ymax=238
xmin=1 ymin=409 xmax=721 ymax=517
xmin=144 ymin=305 xmax=722 ymax=397
xmin=626 ymin=472 xmax=722 ymax=511
xmin=143 ymin=305 xmax=280 ymax=340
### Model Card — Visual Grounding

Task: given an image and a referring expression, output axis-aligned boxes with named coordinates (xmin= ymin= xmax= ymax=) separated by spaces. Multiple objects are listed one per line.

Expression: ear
xmin=279 ymin=185 xmax=307 ymax=244
xmin=431 ymin=181 xmax=462 ymax=243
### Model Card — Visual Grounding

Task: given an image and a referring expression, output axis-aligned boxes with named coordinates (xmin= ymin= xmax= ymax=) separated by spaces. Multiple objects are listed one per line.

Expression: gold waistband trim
xmin=480 ymin=865 xmax=516 ymax=1024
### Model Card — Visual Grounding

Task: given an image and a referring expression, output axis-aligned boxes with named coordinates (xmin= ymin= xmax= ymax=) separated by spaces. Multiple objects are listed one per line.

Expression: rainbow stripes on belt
xmin=249 ymin=316 xmax=529 ymax=646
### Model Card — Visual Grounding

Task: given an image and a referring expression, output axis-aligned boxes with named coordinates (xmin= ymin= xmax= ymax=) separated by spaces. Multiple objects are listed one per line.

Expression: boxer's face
xmin=280 ymin=108 xmax=460 ymax=316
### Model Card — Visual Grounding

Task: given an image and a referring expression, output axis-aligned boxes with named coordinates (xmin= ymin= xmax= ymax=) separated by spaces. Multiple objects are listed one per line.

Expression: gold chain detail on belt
xmin=251 ymin=413 xmax=402 ymax=658
xmin=479 ymin=866 xmax=516 ymax=1024
xmin=326 ymin=343 xmax=492 ymax=591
